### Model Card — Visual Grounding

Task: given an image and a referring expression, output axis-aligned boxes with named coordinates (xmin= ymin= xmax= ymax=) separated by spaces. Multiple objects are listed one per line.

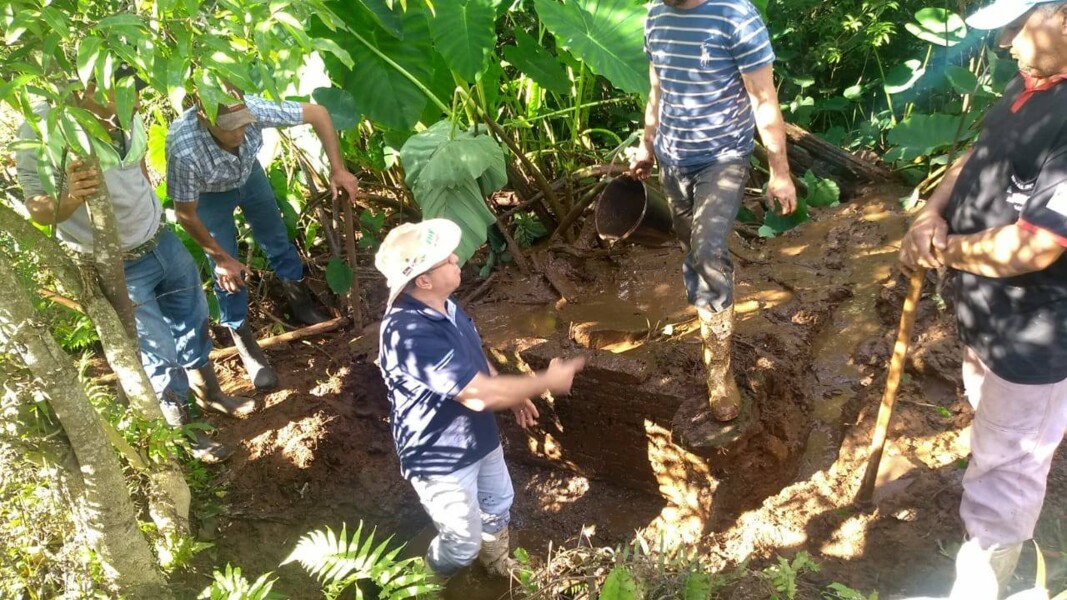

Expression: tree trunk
xmin=0 ymin=204 xmax=191 ymax=532
xmin=0 ymin=253 xmax=172 ymax=600
xmin=81 ymin=154 xmax=138 ymax=342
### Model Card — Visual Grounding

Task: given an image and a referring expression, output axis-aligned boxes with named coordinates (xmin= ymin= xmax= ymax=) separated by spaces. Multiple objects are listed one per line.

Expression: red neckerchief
xmin=1011 ymin=71 xmax=1067 ymax=112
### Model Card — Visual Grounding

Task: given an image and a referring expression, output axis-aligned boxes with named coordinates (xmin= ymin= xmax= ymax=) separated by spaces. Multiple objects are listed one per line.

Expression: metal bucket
xmin=594 ymin=176 xmax=674 ymax=245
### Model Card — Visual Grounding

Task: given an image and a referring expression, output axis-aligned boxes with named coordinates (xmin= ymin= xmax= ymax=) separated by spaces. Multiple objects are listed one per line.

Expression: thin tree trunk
xmin=0 ymin=204 xmax=191 ymax=532
xmin=81 ymin=154 xmax=137 ymax=342
xmin=0 ymin=253 xmax=171 ymax=600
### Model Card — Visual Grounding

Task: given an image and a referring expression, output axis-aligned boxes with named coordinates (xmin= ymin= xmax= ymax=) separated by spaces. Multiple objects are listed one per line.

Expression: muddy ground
xmin=172 ymin=186 xmax=1067 ymax=599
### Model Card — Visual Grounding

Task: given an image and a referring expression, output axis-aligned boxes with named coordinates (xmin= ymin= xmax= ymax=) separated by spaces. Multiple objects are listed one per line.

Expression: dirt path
xmin=177 ymin=186 xmax=1067 ymax=599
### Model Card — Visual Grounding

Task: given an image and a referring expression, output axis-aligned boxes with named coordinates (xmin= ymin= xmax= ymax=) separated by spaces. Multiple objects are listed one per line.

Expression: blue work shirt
xmin=378 ymin=294 xmax=500 ymax=479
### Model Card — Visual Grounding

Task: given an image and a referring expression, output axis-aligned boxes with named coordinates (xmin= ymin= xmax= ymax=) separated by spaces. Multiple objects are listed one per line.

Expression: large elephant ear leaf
xmin=533 ymin=0 xmax=649 ymax=97
xmin=343 ymin=6 xmax=435 ymax=130
xmin=400 ymin=120 xmax=506 ymax=264
xmin=428 ymin=0 xmax=497 ymax=82
xmin=356 ymin=0 xmax=404 ymax=39
xmin=503 ymin=29 xmax=571 ymax=95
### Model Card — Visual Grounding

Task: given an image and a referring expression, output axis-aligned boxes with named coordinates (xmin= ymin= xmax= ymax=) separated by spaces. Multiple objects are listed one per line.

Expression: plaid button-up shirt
xmin=165 ymin=95 xmax=303 ymax=202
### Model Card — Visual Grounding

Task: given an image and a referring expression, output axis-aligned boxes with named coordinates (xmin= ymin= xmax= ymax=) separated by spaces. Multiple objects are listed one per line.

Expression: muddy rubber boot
xmin=280 ymin=278 xmax=330 ymax=326
xmin=187 ymin=363 xmax=257 ymax=418
xmin=229 ymin=323 xmax=279 ymax=391
xmin=990 ymin=542 xmax=1022 ymax=596
xmin=699 ymin=305 xmax=742 ymax=422
xmin=478 ymin=527 xmax=517 ymax=579
xmin=158 ymin=390 xmax=232 ymax=464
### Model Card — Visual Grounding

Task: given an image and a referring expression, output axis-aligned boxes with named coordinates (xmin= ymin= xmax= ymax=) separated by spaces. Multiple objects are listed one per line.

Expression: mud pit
xmin=178 ymin=187 xmax=1067 ymax=599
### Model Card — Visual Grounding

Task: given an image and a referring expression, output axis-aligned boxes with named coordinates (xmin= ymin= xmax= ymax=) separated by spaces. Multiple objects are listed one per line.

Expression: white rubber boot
xmin=478 ymin=527 xmax=517 ymax=578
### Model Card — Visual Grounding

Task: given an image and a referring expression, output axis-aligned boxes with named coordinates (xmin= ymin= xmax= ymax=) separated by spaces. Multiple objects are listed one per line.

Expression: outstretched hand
xmin=512 ymin=398 xmax=540 ymax=429
xmin=546 ymin=356 xmax=587 ymax=395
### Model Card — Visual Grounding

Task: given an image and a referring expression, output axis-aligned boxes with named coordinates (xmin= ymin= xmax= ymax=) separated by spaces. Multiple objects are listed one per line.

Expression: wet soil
xmin=173 ymin=185 xmax=1067 ymax=599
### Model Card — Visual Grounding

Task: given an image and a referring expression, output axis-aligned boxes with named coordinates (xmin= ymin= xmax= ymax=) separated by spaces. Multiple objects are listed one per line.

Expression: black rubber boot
xmin=229 ymin=323 xmax=279 ymax=391
xmin=159 ymin=390 xmax=233 ymax=464
xmin=187 ymin=363 xmax=257 ymax=417
xmin=280 ymin=278 xmax=330 ymax=325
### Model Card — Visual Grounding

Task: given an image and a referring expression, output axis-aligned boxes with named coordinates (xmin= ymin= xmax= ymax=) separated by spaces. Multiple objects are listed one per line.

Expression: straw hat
xmin=966 ymin=0 xmax=1058 ymax=29
xmin=374 ymin=219 xmax=462 ymax=307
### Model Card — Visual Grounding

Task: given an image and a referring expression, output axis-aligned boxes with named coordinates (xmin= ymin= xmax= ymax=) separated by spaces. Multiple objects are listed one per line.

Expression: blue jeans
xmin=659 ymin=159 xmax=749 ymax=312
xmin=407 ymin=445 xmax=514 ymax=575
xmin=196 ymin=163 xmax=304 ymax=329
xmin=124 ymin=228 xmax=212 ymax=402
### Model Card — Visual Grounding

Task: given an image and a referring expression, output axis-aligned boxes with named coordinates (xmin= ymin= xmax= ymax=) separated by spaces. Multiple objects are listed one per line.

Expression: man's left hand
xmin=512 ymin=398 xmax=539 ymax=429
xmin=767 ymin=173 xmax=797 ymax=215
xmin=330 ymin=168 xmax=361 ymax=201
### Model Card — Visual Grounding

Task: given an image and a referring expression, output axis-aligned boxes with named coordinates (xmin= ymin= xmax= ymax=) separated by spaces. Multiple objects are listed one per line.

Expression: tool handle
xmin=856 ymin=268 xmax=926 ymax=505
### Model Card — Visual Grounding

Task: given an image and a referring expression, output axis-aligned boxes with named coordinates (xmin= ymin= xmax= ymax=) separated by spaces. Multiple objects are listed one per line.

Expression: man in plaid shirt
xmin=166 ymin=94 xmax=359 ymax=390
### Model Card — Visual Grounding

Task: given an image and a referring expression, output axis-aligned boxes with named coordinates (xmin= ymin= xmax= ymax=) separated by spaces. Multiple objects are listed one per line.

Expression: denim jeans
xmin=196 ymin=163 xmax=304 ymax=329
xmin=960 ymin=347 xmax=1067 ymax=546
xmin=659 ymin=159 xmax=749 ymax=312
xmin=407 ymin=445 xmax=514 ymax=575
xmin=124 ymin=227 xmax=212 ymax=403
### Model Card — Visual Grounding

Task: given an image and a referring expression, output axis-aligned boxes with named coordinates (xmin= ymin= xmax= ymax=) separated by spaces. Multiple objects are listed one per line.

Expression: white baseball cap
xmin=374 ymin=219 xmax=462 ymax=307
xmin=966 ymin=0 xmax=1059 ymax=30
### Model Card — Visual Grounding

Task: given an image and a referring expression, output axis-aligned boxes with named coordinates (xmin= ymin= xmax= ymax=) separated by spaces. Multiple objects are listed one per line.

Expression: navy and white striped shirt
xmin=645 ymin=0 xmax=775 ymax=168
xmin=165 ymin=95 xmax=304 ymax=202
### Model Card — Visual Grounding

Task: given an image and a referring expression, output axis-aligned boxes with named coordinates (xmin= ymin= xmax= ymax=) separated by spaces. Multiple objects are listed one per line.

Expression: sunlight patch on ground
xmin=246 ymin=413 xmax=330 ymax=469
xmin=820 ymin=513 xmax=870 ymax=559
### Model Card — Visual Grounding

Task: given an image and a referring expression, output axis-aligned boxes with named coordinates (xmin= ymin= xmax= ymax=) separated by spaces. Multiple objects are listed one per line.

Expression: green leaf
xmin=905 ymin=8 xmax=967 ymax=47
xmin=534 ymin=0 xmax=649 ymax=97
xmin=801 ymin=170 xmax=840 ymax=208
xmin=886 ymin=112 xmax=976 ymax=163
xmin=600 ymin=566 xmax=640 ymax=600
xmin=684 ymin=572 xmax=712 ymax=600
xmin=761 ymin=199 xmax=810 ymax=236
xmin=399 ymin=120 xmax=503 ymax=263
xmin=883 ymin=59 xmax=925 ymax=94
xmin=147 ymin=121 xmax=168 ymax=175
xmin=843 ymin=84 xmax=864 ymax=100
xmin=357 ymin=0 xmax=404 ymax=39
xmin=114 ymin=76 xmax=136 ymax=130
xmin=77 ymin=36 xmax=104 ymax=87
xmin=945 ymin=66 xmax=978 ymax=94
xmin=0 ymin=74 xmax=35 ymax=101
xmin=503 ymin=30 xmax=570 ymax=95
xmin=166 ymin=54 xmax=189 ymax=112
xmin=97 ymin=13 xmax=147 ymax=34
xmin=312 ymin=87 xmax=360 ymax=130
xmin=326 ymin=258 xmax=354 ymax=294
xmin=38 ymin=6 xmax=70 ymax=40
xmin=340 ymin=6 xmax=435 ymax=130
xmin=428 ymin=0 xmax=496 ymax=82
xmin=312 ymin=37 xmax=354 ymax=70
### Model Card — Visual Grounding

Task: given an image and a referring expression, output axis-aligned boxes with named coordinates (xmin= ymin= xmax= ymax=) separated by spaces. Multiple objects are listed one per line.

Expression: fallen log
xmin=755 ymin=123 xmax=894 ymax=197
xmin=211 ymin=316 xmax=349 ymax=361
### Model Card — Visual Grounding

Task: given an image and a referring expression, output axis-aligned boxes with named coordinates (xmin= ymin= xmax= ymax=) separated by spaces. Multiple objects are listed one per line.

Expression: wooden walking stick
xmin=856 ymin=268 xmax=926 ymax=506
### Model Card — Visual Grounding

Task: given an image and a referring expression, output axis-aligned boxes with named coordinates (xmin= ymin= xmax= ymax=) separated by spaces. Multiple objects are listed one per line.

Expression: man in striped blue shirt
xmin=631 ymin=0 xmax=795 ymax=425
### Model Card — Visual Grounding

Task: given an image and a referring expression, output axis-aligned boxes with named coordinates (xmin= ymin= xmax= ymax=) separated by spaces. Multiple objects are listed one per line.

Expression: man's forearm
xmin=456 ymin=371 xmax=558 ymax=412
xmin=754 ymin=102 xmax=790 ymax=177
xmin=303 ymin=104 xmax=346 ymax=173
xmin=26 ymin=193 xmax=81 ymax=225
xmin=942 ymin=224 xmax=1065 ymax=277
xmin=641 ymin=64 xmax=661 ymax=149
xmin=175 ymin=204 xmax=231 ymax=262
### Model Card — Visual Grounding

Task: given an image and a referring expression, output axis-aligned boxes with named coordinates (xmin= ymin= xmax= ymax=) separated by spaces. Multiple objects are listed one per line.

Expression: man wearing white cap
xmin=375 ymin=219 xmax=585 ymax=581
xmin=166 ymin=94 xmax=360 ymax=391
xmin=900 ymin=0 xmax=1067 ymax=592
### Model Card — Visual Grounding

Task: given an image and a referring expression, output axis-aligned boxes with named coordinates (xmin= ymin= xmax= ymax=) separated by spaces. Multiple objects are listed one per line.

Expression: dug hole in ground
xmin=174 ymin=184 xmax=1067 ymax=599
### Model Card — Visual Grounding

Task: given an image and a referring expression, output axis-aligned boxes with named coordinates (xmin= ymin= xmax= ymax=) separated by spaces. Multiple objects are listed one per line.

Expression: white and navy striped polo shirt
xmin=645 ymin=0 xmax=775 ymax=168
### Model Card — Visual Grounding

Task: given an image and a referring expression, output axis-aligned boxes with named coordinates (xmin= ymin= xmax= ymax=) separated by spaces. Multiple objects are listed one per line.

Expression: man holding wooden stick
xmin=900 ymin=0 xmax=1067 ymax=591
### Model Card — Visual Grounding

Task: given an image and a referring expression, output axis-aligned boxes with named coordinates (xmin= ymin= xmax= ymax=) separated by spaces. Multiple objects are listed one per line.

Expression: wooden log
xmin=211 ymin=317 xmax=349 ymax=360
xmin=756 ymin=123 xmax=894 ymax=197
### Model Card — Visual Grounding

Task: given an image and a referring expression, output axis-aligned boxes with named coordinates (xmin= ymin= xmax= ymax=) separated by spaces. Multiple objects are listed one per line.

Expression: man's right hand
xmin=628 ymin=144 xmax=655 ymax=181
xmin=900 ymin=210 xmax=949 ymax=273
xmin=546 ymin=356 xmax=587 ymax=395
xmin=66 ymin=160 xmax=100 ymax=201
xmin=213 ymin=255 xmax=248 ymax=293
